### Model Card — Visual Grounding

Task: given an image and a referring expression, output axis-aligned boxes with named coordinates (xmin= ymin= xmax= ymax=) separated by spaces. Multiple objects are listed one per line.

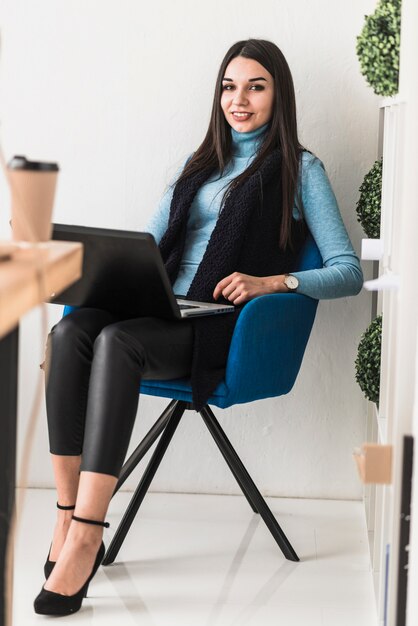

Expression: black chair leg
xmin=102 ymin=400 xmax=187 ymax=565
xmin=113 ymin=399 xmax=178 ymax=495
xmin=199 ymin=405 xmax=299 ymax=562
xmin=203 ymin=420 xmax=258 ymax=514
xmin=222 ymin=456 xmax=259 ymax=514
xmin=115 ymin=398 xmax=257 ymax=511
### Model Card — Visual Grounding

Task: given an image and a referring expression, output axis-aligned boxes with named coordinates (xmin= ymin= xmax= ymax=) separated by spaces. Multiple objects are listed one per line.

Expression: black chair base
xmin=102 ymin=399 xmax=299 ymax=565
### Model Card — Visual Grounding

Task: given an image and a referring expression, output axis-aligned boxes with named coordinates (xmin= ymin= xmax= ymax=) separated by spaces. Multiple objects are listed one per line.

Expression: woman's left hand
xmin=213 ymin=272 xmax=289 ymax=305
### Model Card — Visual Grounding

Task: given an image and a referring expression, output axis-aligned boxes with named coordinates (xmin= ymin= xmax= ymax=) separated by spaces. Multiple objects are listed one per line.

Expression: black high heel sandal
xmin=44 ymin=502 xmax=76 ymax=579
xmin=34 ymin=514 xmax=109 ymax=616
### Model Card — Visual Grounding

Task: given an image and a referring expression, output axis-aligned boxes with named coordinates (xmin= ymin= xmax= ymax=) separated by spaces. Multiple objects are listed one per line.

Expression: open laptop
xmin=51 ymin=223 xmax=235 ymax=319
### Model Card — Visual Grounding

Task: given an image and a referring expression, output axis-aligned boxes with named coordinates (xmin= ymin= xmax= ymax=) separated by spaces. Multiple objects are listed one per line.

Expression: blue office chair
xmin=64 ymin=231 xmax=322 ymax=564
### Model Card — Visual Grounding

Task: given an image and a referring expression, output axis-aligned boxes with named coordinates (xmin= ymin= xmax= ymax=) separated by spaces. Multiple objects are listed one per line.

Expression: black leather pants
xmin=44 ymin=307 xmax=194 ymax=477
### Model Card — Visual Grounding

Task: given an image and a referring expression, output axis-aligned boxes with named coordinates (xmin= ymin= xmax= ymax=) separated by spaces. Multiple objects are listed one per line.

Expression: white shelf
xmin=379 ymin=93 xmax=405 ymax=108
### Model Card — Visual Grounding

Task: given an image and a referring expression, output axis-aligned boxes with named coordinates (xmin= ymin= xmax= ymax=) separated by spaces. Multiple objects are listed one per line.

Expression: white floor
xmin=13 ymin=489 xmax=378 ymax=625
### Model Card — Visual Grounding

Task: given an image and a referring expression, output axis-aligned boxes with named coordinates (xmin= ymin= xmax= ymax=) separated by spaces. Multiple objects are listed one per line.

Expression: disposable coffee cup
xmin=7 ymin=155 xmax=59 ymax=242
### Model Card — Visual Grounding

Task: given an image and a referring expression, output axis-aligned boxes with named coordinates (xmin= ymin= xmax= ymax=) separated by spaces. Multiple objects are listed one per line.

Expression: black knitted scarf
xmin=159 ymin=147 xmax=308 ymax=410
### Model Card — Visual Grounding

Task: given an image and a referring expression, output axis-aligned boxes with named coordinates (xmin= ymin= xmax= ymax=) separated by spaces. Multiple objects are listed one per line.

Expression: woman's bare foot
xmin=44 ymin=521 xmax=103 ymax=595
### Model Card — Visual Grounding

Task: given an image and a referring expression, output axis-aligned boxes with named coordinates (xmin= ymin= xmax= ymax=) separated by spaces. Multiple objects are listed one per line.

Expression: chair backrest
xmin=218 ymin=231 xmax=323 ymax=406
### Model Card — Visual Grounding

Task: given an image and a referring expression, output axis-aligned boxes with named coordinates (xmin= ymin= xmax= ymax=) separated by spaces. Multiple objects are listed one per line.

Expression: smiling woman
xmin=34 ymin=38 xmax=363 ymax=618
xmin=148 ymin=38 xmax=363 ymax=303
xmin=172 ymin=39 xmax=308 ymax=255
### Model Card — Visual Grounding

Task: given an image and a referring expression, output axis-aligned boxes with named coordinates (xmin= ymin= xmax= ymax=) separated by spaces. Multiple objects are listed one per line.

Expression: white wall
xmin=0 ymin=0 xmax=379 ymax=498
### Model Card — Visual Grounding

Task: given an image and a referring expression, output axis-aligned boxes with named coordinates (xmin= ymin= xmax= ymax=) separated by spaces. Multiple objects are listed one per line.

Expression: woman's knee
xmin=93 ymin=324 xmax=147 ymax=369
xmin=44 ymin=312 xmax=99 ymax=373
xmin=49 ymin=308 xmax=115 ymax=348
xmin=49 ymin=314 xmax=83 ymax=344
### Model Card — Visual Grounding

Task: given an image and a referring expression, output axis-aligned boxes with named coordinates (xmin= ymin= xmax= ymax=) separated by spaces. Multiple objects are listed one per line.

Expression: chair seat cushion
xmin=140 ymin=377 xmax=230 ymax=408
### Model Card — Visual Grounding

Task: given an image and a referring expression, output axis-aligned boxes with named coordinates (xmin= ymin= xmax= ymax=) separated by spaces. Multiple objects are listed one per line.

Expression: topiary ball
xmin=356 ymin=158 xmax=382 ymax=238
xmin=355 ymin=314 xmax=382 ymax=406
xmin=356 ymin=0 xmax=401 ymax=97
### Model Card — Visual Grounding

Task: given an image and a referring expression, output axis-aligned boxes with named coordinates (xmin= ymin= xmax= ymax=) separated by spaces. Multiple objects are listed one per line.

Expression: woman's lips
xmin=232 ymin=112 xmax=253 ymax=121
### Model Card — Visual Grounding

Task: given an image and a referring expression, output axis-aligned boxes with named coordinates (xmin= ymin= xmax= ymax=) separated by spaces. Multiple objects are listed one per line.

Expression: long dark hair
xmin=175 ymin=39 xmax=313 ymax=250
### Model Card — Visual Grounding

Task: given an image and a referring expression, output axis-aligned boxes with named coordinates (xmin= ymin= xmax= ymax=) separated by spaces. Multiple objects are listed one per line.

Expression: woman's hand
xmin=213 ymin=272 xmax=289 ymax=305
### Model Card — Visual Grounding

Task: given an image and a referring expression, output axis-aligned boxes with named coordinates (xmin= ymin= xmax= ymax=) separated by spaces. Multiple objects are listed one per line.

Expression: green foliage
xmin=356 ymin=158 xmax=382 ymax=238
xmin=355 ymin=315 xmax=382 ymax=405
xmin=356 ymin=0 xmax=401 ymax=96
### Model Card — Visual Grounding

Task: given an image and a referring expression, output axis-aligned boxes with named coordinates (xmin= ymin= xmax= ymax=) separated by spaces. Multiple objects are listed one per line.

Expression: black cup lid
xmin=7 ymin=155 xmax=59 ymax=171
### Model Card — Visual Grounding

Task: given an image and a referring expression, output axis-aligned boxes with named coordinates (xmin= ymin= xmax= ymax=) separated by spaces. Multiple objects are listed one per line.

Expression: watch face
xmin=286 ymin=275 xmax=298 ymax=289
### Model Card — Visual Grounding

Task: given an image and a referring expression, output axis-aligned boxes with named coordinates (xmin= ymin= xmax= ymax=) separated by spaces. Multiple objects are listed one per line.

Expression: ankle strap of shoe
xmin=72 ymin=514 xmax=110 ymax=528
xmin=57 ymin=502 xmax=76 ymax=510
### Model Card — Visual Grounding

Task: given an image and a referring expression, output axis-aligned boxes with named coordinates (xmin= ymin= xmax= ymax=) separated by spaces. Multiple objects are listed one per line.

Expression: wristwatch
xmin=283 ymin=274 xmax=299 ymax=291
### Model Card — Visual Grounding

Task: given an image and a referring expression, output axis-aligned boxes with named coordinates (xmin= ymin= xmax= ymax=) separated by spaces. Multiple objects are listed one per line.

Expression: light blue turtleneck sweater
xmin=145 ymin=123 xmax=363 ymax=299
